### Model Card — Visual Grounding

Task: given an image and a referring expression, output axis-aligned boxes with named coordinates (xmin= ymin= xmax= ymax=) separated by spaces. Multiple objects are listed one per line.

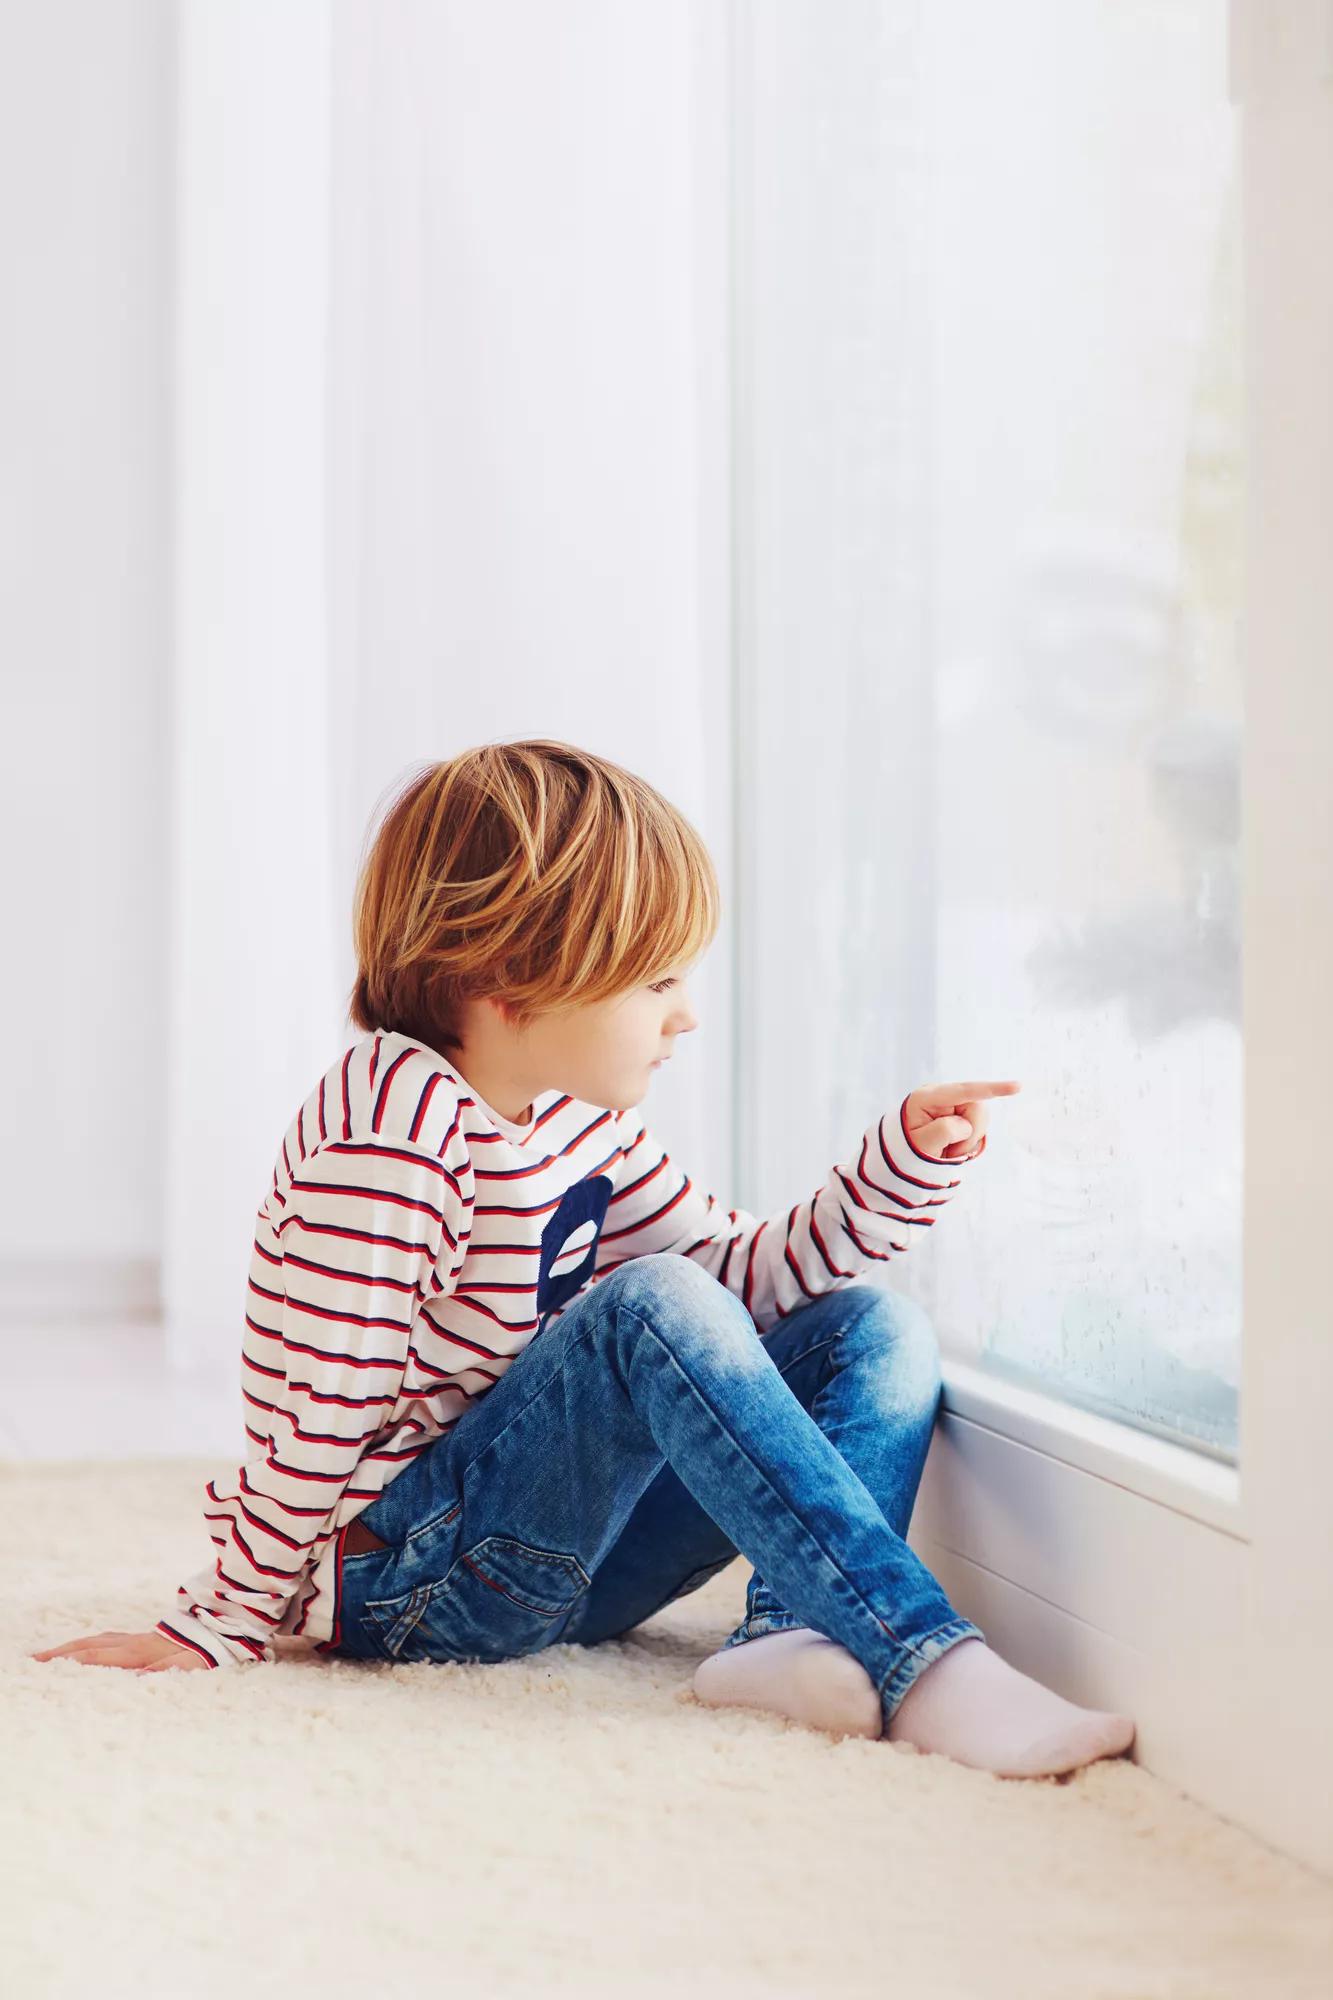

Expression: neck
xmin=451 ymin=1054 xmax=535 ymax=1127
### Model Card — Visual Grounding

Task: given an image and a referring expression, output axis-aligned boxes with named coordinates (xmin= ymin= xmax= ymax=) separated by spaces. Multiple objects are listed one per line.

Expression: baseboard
xmin=907 ymin=1409 xmax=1303 ymax=1866
xmin=0 ymin=1255 xmax=161 ymax=1324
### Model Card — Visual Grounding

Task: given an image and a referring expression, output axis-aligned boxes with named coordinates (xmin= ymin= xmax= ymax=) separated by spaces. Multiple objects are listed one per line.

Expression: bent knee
xmin=599 ymin=1252 xmax=762 ymax=1357
xmin=604 ymin=1250 xmax=732 ymax=1311
xmin=839 ymin=1284 xmax=943 ymax=1410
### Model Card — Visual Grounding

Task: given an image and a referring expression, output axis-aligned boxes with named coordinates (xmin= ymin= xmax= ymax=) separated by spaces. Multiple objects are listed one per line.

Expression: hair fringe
xmin=347 ymin=738 xmax=720 ymax=1057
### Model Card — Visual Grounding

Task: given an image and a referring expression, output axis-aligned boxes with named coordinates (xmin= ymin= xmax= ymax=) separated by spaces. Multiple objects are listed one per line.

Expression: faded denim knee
xmin=822 ymin=1282 xmax=944 ymax=1419
xmin=595 ymin=1251 xmax=768 ymax=1368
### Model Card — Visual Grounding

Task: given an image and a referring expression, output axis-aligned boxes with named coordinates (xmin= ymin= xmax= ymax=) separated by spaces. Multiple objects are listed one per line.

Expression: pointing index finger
xmin=941 ymin=1081 xmax=1022 ymax=1098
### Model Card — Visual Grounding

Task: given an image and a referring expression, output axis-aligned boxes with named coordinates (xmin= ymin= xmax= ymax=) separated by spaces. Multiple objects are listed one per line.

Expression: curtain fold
xmin=164 ymin=0 xmax=733 ymax=1367
xmin=165 ymin=0 xmax=340 ymax=1367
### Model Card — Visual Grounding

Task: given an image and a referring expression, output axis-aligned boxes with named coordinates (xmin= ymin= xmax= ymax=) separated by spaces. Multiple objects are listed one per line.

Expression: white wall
xmin=0 ymin=0 xmax=174 ymax=1303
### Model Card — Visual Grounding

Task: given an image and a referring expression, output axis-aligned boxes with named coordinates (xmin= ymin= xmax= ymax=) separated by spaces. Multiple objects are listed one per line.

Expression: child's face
xmin=493 ymin=960 xmax=701 ymax=1113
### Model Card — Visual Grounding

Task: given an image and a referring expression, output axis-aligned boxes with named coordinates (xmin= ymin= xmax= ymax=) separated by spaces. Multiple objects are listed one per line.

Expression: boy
xmin=33 ymin=739 xmax=1134 ymax=1777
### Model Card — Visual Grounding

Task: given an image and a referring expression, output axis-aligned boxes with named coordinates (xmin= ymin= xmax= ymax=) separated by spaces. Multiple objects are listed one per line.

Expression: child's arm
xmin=156 ymin=1137 xmax=468 ymax=1668
xmin=591 ymin=1087 xmax=991 ymax=1337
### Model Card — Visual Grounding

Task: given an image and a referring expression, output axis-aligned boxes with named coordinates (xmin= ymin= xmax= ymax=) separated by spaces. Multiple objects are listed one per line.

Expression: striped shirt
xmin=159 ymin=1029 xmax=987 ymax=1667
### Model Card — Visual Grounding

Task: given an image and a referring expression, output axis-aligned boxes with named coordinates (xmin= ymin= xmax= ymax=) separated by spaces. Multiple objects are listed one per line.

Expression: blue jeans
xmin=330 ymin=1252 xmax=984 ymax=1726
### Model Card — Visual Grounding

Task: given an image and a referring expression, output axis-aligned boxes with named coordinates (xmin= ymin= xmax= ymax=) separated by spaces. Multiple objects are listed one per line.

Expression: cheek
xmin=589 ymin=999 xmax=657 ymax=1068
xmin=584 ymin=1018 xmax=644 ymax=1071
xmin=617 ymin=1006 xmax=654 ymax=1049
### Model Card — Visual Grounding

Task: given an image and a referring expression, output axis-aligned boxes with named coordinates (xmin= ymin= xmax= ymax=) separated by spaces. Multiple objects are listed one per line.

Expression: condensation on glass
xmin=736 ymin=0 xmax=1241 ymax=1460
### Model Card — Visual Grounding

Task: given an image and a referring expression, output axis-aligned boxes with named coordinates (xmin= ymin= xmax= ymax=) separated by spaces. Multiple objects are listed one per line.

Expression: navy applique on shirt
xmin=534 ymin=1175 xmax=614 ymax=1328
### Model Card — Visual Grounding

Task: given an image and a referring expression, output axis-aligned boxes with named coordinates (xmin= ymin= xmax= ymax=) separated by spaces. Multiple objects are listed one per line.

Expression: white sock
xmin=691 ymin=1629 xmax=1137 ymax=1777
xmin=692 ymin=1627 xmax=883 ymax=1740
xmin=886 ymin=1636 xmax=1136 ymax=1778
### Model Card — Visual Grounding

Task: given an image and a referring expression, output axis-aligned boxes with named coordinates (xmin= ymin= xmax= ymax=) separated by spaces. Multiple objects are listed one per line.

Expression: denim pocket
xmin=364 ymin=1534 xmax=592 ymax=1665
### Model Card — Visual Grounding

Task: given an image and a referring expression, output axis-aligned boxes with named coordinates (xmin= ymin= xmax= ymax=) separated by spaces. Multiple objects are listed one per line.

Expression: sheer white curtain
xmin=164 ymin=0 xmax=733 ymax=1367
xmin=732 ymin=0 xmax=1242 ymax=1456
xmin=164 ymin=2 xmax=342 ymax=1369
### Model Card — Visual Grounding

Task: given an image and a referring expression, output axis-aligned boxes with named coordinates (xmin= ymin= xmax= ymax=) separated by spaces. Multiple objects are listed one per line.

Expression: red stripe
xmin=372 ymin=1048 xmax=416 ymax=1131
xmin=213 ymin=1565 xmax=285 ymax=1621
xmin=228 ymin=1517 xmax=304 ymax=1584
xmin=607 ymin=1150 xmax=667 ymax=1205
xmin=155 ymin=1620 xmax=221 ymax=1668
xmin=889 ymin=1098 xmax=962 ymax=1186
xmin=278 ymin=1292 xmax=414 ymax=1335
xmin=808 ymin=1204 xmax=854 ymax=1281
xmin=272 ymin=1251 xmax=422 ymax=1293
xmin=857 ymin=1133 xmax=948 ymax=1212
xmin=205 ymin=1491 xmax=308 ymax=1555
xmin=782 ymin=1207 xmax=819 ymax=1301
xmin=270 ymin=1326 xmax=406 ymax=1369
xmin=459 ymin=1240 xmax=543 ymax=1258
xmin=445 ymin=1292 xmax=539 ymax=1337
xmin=409 ymin=1069 xmax=447 ymax=1144
xmin=278 ymin=1215 xmax=457 ymax=1256
xmin=836 ymin=1201 xmax=897 ymax=1263
xmin=742 ymin=1219 xmax=769 ymax=1315
xmin=469 ymin=1112 xmax=616 ymax=1177
xmin=599 ymin=1176 xmax=692 ymax=1243
xmin=321 ymin=1139 xmax=467 ymax=1204
xmin=416 ymin=1307 xmax=504 ymax=1363
xmin=833 ymin=1163 xmax=929 ymax=1229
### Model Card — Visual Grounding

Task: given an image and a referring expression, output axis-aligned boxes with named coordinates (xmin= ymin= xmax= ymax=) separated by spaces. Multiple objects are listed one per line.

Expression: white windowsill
xmin=939 ymin=1355 xmax=1246 ymax=1543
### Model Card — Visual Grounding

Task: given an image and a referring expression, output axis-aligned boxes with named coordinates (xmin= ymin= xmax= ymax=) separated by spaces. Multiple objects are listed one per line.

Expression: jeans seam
xmin=616 ymin=1298 xmax=952 ymax=1680
xmin=397 ymin=1497 xmax=463 ymax=1559
xmin=876 ymin=1617 xmax=984 ymax=1715
xmin=772 ymin=1335 xmax=841 ymax=1382
xmin=726 ymin=1610 xmax=806 ymax=1645
xmin=444 ymin=1308 xmax=616 ymax=1486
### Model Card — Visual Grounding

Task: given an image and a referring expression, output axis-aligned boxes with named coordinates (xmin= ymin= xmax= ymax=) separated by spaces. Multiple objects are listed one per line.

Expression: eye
xmin=649 ymin=978 xmax=676 ymax=995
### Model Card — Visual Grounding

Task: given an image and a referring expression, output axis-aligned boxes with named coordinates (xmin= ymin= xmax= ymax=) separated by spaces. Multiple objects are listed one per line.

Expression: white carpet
xmin=6 ymin=1457 xmax=1332 ymax=2000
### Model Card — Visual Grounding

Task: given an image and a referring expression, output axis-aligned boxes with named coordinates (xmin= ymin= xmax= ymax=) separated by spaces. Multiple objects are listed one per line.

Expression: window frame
xmin=726 ymin=0 xmax=1333 ymax=1874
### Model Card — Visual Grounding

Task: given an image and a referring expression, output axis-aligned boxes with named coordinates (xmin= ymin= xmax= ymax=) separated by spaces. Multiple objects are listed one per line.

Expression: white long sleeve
xmin=590 ymin=1092 xmax=986 ymax=1335
xmin=158 ymin=1132 xmax=469 ymax=1667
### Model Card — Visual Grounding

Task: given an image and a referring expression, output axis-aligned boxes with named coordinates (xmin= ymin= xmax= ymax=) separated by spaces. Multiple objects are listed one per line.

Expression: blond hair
xmin=348 ymin=738 xmax=721 ymax=1055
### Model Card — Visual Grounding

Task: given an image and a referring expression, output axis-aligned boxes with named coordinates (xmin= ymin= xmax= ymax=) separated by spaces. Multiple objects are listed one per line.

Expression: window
xmin=732 ymin=0 xmax=1240 ymax=1459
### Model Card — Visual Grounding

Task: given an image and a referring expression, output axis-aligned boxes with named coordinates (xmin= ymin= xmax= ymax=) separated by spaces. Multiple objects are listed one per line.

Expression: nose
xmin=666 ymin=991 xmax=700 ymax=1039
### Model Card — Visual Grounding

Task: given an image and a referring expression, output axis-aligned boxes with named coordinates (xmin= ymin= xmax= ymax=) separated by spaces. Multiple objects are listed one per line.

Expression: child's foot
xmin=886 ymin=1636 xmax=1136 ymax=1778
xmin=692 ymin=1627 xmax=883 ymax=1739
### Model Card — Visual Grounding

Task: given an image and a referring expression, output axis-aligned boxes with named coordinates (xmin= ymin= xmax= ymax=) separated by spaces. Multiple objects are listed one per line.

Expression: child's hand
xmin=904 ymin=1080 xmax=1022 ymax=1163
xmin=30 ymin=1629 xmax=210 ymax=1672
